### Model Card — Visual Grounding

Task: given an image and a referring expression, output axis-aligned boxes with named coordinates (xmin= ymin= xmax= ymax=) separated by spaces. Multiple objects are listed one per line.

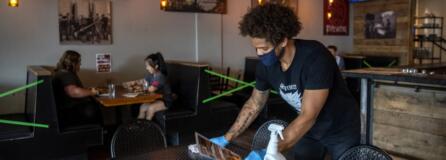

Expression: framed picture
xmin=364 ymin=11 xmax=396 ymax=39
xmin=59 ymin=0 xmax=112 ymax=44
xmin=251 ymin=0 xmax=298 ymax=16
xmin=323 ymin=0 xmax=349 ymax=35
xmin=162 ymin=0 xmax=226 ymax=14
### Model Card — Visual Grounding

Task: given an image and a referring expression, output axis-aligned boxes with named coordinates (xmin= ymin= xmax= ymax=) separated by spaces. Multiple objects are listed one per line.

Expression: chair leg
xmin=167 ymin=132 xmax=180 ymax=146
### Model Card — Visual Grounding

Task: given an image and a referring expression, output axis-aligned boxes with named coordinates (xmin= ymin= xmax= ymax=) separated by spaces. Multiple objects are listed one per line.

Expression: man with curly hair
xmin=210 ymin=3 xmax=360 ymax=160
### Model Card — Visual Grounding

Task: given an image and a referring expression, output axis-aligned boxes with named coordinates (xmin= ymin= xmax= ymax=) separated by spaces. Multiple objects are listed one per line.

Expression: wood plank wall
xmin=373 ymin=84 xmax=446 ymax=159
xmin=353 ymin=0 xmax=416 ymax=65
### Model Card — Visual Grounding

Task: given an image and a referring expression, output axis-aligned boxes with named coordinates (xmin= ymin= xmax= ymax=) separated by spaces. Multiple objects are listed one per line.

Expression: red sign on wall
xmin=323 ymin=0 xmax=349 ymax=35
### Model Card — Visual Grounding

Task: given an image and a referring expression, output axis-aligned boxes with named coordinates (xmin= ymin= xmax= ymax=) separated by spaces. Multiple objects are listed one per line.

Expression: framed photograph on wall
xmin=364 ymin=11 xmax=396 ymax=39
xmin=251 ymin=0 xmax=298 ymax=16
xmin=162 ymin=0 xmax=226 ymax=14
xmin=59 ymin=0 xmax=112 ymax=44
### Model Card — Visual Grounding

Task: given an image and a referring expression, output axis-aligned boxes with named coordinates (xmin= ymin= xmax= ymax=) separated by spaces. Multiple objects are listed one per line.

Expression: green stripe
xmin=362 ymin=60 xmax=373 ymax=68
xmin=0 ymin=80 xmax=44 ymax=98
xmin=202 ymin=81 xmax=256 ymax=104
xmin=204 ymin=69 xmax=277 ymax=94
xmin=0 ymin=119 xmax=49 ymax=128
xmin=205 ymin=69 xmax=255 ymax=87
xmin=387 ymin=60 xmax=396 ymax=67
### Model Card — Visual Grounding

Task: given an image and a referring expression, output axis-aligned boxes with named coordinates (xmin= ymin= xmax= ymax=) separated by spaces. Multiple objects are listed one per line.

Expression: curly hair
xmin=56 ymin=50 xmax=81 ymax=73
xmin=239 ymin=3 xmax=302 ymax=46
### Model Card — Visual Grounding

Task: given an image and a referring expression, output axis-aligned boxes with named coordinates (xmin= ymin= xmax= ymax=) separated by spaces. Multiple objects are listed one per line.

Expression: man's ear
xmin=280 ymin=38 xmax=288 ymax=48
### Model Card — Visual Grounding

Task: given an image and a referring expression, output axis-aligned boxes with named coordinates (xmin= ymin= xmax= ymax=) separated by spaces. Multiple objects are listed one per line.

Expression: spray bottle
xmin=264 ymin=123 xmax=286 ymax=160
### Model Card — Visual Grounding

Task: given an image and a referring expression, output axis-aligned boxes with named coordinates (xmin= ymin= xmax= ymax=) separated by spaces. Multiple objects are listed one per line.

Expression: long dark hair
xmin=56 ymin=50 xmax=81 ymax=73
xmin=145 ymin=52 xmax=167 ymax=76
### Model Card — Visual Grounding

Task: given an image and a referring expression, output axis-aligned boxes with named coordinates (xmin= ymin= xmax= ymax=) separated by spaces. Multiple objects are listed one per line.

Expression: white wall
xmin=220 ymin=0 xmax=354 ymax=71
xmin=0 ymin=0 xmax=197 ymax=114
xmin=0 ymin=0 xmax=354 ymax=114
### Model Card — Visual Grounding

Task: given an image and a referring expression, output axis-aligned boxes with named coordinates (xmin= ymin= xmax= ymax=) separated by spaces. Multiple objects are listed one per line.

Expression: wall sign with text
xmin=323 ymin=0 xmax=349 ymax=35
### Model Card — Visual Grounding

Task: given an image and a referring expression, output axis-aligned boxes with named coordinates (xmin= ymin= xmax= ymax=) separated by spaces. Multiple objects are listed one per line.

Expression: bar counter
xmin=342 ymin=66 xmax=446 ymax=160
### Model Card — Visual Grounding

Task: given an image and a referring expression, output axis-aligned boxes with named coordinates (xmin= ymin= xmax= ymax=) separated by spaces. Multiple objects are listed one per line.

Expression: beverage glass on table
xmin=108 ymin=84 xmax=116 ymax=98
xmin=143 ymin=81 xmax=149 ymax=94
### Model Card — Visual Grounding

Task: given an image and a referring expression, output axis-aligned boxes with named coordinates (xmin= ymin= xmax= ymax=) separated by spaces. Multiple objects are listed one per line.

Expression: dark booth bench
xmin=0 ymin=66 xmax=103 ymax=159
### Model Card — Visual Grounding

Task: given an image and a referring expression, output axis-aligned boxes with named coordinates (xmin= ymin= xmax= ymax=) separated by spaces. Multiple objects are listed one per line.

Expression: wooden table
xmin=94 ymin=86 xmax=162 ymax=124
xmin=95 ymin=87 xmax=162 ymax=107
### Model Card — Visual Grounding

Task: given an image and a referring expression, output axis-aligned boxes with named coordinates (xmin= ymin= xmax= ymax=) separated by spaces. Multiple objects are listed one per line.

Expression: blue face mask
xmin=258 ymin=47 xmax=284 ymax=66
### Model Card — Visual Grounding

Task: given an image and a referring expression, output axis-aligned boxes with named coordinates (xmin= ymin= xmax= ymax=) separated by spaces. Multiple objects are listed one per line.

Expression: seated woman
xmin=123 ymin=52 xmax=173 ymax=120
xmin=53 ymin=50 xmax=102 ymax=128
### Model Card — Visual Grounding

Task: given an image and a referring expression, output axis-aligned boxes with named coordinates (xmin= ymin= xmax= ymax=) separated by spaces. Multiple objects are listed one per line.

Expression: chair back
xmin=166 ymin=62 xmax=206 ymax=113
xmin=110 ymin=120 xmax=167 ymax=159
xmin=251 ymin=119 xmax=288 ymax=150
xmin=337 ymin=145 xmax=392 ymax=160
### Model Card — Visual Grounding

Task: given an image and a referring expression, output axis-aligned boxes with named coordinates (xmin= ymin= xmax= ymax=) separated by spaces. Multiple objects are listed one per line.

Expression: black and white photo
xmin=59 ymin=0 xmax=112 ymax=44
xmin=364 ymin=10 xmax=396 ymax=39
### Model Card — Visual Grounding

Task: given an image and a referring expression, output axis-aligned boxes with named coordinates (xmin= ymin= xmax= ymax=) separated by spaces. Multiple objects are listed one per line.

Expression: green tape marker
xmin=203 ymin=81 xmax=256 ymax=104
xmin=0 ymin=80 xmax=44 ymax=98
xmin=0 ymin=119 xmax=49 ymax=128
xmin=204 ymin=69 xmax=277 ymax=94
xmin=362 ymin=60 xmax=373 ymax=68
xmin=387 ymin=60 xmax=396 ymax=67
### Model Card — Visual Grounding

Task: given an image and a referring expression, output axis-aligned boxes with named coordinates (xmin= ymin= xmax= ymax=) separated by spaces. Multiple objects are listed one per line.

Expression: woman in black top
xmin=53 ymin=50 xmax=102 ymax=127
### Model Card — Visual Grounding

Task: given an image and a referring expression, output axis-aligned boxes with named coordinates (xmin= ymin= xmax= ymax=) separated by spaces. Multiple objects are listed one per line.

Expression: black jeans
xmin=288 ymin=126 xmax=360 ymax=160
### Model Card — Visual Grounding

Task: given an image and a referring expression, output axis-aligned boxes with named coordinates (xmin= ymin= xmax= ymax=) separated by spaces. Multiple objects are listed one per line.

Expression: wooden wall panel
xmin=373 ymin=84 xmax=446 ymax=159
xmin=374 ymin=124 xmax=446 ymax=160
xmin=353 ymin=0 xmax=415 ymax=65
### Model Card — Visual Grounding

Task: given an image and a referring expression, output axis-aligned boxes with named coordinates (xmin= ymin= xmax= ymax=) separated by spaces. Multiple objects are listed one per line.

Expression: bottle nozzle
xmin=268 ymin=123 xmax=285 ymax=140
xmin=278 ymin=132 xmax=284 ymax=140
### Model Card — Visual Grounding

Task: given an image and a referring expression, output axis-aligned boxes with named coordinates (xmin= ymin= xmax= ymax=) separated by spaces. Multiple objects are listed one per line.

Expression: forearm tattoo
xmin=226 ymin=89 xmax=269 ymax=139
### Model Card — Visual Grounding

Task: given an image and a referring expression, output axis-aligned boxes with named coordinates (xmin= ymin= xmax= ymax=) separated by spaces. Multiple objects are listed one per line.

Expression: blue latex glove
xmin=209 ymin=136 xmax=229 ymax=147
xmin=244 ymin=149 xmax=266 ymax=160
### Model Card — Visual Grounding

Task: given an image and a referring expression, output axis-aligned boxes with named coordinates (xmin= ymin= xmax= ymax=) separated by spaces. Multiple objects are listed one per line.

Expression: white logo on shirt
xmin=279 ymin=83 xmax=302 ymax=112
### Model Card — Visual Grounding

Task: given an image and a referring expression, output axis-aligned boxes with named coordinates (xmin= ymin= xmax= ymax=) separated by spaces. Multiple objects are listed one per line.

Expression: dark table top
xmin=121 ymin=144 xmax=250 ymax=160
xmin=342 ymin=67 xmax=446 ymax=86
xmin=122 ymin=146 xmax=191 ymax=160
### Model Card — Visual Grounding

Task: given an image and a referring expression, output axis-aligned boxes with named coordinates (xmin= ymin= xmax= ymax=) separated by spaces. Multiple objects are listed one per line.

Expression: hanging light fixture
xmin=8 ymin=0 xmax=19 ymax=7
xmin=160 ymin=0 xmax=168 ymax=10
xmin=258 ymin=0 xmax=263 ymax=6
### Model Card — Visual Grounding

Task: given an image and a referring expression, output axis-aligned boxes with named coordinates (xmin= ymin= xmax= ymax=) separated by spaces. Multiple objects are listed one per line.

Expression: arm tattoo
xmin=225 ymin=89 xmax=269 ymax=140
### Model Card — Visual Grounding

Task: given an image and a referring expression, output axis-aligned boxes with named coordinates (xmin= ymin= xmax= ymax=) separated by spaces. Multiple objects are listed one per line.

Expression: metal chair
xmin=110 ymin=120 xmax=167 ymax=159
xmin=337 ymin=145 xmax=392 ymax=160
xmin=251 ymin=119 xmax=288 ymax=150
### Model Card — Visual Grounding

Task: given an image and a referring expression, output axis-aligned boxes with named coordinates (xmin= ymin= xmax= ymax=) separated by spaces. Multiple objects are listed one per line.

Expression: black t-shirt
xmin=144 ymin=72 xmax=173 ymax=107
xmin=53 ymin=70 xmax=92 ymax=109
xmin=255 ymin=39 xmax=359 ymax=139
